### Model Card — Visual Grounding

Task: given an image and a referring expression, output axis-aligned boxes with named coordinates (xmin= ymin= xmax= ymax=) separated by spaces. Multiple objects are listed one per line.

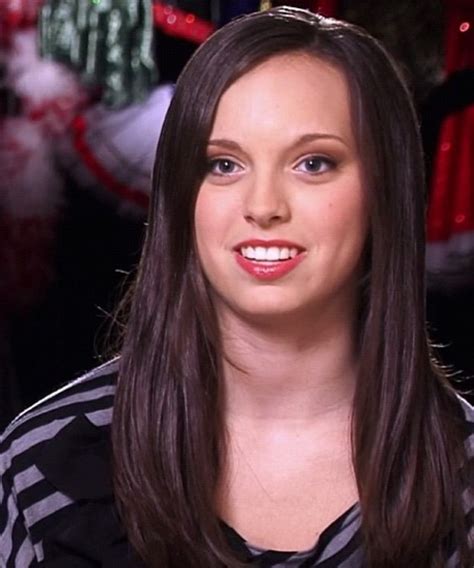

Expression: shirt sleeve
xmin=0 ymin=440 xmax=38 ymax=567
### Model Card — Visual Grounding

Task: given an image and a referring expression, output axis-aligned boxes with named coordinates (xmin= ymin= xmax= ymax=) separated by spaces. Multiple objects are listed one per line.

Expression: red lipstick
xmin=233 ymin=239 xmax=306 ymax=282
xmin=234 ymin=239 xmax=304 ymax=250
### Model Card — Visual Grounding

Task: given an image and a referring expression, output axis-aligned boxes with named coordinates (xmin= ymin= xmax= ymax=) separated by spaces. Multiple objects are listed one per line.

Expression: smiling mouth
xmin=233 ymin=242 xmax=306 ymax=281
xmin=239 ymin=245 xmax=300 ymax=262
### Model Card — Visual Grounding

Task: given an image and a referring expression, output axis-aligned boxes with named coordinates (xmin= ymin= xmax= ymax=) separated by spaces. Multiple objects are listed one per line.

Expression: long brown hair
xmin=112 ymin=7 xmax=473 ymax=567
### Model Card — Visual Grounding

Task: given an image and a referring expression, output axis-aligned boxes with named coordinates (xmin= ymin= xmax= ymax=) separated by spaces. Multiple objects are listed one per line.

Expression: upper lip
xmin=233 ymin=239 xmax=305 ymax=251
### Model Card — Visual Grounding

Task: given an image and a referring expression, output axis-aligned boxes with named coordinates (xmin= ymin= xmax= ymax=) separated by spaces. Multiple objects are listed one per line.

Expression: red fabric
xmin=426 ymin=0 xmax=474 ymax=244
xmin=444 ymin=0 xmax=474 ymax=75
xmin=152 ymin=1 xmax=339 ymax=44
xmin=153 ymin=2 xmax=215 ymax=44
xmin=313 ymin=0 xmax=339 ymax=17
xmin=0 ymin=0 xmax=42 ymax=46
xmin=427 ymin=106 xmax=474 ymax=241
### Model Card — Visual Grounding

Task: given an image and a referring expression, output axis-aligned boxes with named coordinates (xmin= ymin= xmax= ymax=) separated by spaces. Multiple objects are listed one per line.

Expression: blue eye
xmin=207 ymin=158 xmax=242 ymax=175
xmin=295 ymin=156 xmax=335 ymax=174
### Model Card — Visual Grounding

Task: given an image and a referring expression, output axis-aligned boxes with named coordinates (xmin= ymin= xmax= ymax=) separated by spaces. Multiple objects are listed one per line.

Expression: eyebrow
xmin=207 ymin=132 xmax=348 ymax=150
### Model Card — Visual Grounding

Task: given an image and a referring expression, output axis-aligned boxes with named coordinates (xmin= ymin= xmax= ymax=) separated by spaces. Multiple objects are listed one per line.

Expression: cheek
xmin=195 ymin=187 xmax=216 ymax=231
xmin=313 ymin=185 xmax=368 ymax=256
xmin=194 ymin=188 xmax=233 ymax=261
xmin=195 ymin=184 xmax=244 ymax=237
xmin=194 ymin=191 xmax=209 ymax=251
xmin=327 ymin=197 xmax=366 ymax=232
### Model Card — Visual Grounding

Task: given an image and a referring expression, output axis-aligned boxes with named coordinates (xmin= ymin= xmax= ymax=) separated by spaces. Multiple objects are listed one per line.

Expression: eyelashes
xmin=205 ymin=155 xmax=337 ymax=178
xmin=207 ymin=158 xmax=244 ymax=176
xmin=294 ymin=156 xmax=336 ymax=175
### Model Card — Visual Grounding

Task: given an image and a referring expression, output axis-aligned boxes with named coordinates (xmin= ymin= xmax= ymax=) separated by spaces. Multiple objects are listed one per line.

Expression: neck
xmin=218 ymin=304 xmax=358 ymax=426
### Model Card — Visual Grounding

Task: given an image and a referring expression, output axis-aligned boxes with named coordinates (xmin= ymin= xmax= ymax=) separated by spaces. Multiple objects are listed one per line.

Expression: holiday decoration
xmin=57 ymin=84 xmax=174 ymax=215
xmin=1 ymin=28 xmax=86 ymax=312
xmin=0 ymin=0 xmax=43 ymax=46
xmin=8 ymin=28 xmax=88 ymax=133
xmin=38 ymin=0 xmax=158 ymax=108
xmin=153 ymin=2 xmax=215 ymax=43
xmin=426 ymin=0 xmax=474 ymax=287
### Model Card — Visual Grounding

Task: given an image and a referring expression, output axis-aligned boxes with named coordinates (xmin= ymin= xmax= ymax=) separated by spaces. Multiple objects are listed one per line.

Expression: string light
xmin=153 ymin=3 xmax=215 ymax=44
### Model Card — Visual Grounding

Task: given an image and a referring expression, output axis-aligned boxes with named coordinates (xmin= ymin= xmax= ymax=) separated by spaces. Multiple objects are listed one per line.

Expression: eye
xmin=207 ymin=158 xmax=243 ymax=176
xmin=294 ymin=156 xmax=335 ymax=175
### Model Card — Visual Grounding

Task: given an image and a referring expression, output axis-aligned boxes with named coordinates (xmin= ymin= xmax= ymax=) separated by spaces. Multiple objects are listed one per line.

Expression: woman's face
xmin=194 ymin=53 xmax=368 ymax=324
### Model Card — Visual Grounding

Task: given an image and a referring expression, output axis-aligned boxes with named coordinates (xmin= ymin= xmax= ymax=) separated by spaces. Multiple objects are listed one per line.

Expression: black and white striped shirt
xmin=1 ymin=359 xmax=473 ymax=566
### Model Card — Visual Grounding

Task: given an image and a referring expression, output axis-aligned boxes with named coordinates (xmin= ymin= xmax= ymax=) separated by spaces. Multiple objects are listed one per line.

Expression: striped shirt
xmin=1 ymin=359 xmax=473 ymax=566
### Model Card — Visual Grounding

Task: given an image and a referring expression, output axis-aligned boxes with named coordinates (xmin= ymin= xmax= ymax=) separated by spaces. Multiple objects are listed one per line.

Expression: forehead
xmin=209 ymin=53 xmax=355 ymax=146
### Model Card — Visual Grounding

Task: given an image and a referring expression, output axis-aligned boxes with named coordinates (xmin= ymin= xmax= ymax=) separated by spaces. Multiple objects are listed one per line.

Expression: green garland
xmin=39 ymin=0 xmax=158 ymax=108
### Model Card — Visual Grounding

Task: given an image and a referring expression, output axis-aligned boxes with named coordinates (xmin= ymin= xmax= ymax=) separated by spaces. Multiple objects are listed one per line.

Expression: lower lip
xmin=234 ymin=252 xmax=305 ymax=281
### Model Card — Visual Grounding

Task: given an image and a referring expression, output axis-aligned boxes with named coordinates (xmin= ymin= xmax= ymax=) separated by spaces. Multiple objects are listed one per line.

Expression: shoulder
xmin=0 ymin=358 xmax=119 ymax=566
xmin=456 ymin=393 xmax=474 ymax=457
xmin=453 ymin=395 xmax=474 ymax=561
xmin=1 ymin=357 xmax=118 ymax=464
xmin=457 ymin=395 xmax=474 ymax=444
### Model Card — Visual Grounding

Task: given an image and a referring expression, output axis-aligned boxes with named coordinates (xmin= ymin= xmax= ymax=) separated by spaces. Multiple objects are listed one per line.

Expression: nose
xmin=243 ymin=171 xmax=291 ymax=228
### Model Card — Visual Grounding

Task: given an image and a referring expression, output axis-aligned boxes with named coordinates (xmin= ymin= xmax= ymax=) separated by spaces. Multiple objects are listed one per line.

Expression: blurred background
xmin=0 ymin=0 xmax=473 ymax=428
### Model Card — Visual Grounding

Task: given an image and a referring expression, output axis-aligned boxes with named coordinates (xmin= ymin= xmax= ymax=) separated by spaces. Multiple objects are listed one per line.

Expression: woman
xmin=1 ymin=6 xmax=473 ymax=567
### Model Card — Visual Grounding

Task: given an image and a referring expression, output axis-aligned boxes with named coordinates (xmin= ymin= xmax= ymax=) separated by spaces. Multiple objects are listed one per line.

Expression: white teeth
xmin=279 ymin=247 xmax=290 ymax=260
xmin=241 ymin=246 xmax=255 ymax=259
xmin=266 ymin=247 xmax=280 ymax=261
xmin=240 ymin=246 xmax=300 ymax=261
xmin=255 ymin=246 xmax=266 ymax=260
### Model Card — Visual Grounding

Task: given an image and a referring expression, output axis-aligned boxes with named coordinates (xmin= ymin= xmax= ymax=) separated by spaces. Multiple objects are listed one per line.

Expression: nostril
xmin=244 ymin=212 xmax=287 ymax=227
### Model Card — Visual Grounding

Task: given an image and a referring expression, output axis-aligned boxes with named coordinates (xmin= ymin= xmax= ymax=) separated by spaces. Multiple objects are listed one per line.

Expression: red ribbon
xmin=72 ymin=115 xmax=150 ymax=211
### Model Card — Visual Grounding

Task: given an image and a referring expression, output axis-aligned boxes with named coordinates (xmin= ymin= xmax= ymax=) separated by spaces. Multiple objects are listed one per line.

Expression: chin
xmin=223 ymin=294 xmax=309 ymax=324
